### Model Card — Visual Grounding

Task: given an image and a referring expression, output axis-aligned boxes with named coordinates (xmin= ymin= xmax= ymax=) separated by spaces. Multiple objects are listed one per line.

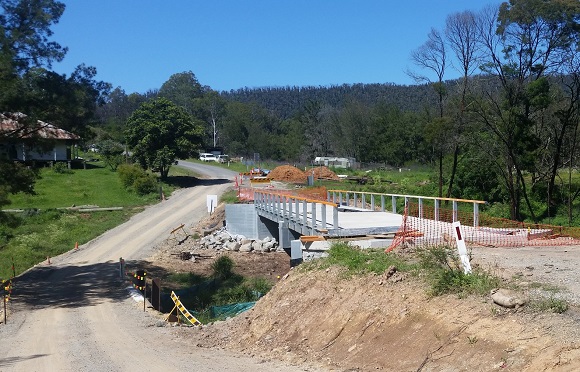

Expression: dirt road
xmin=0 ymin=162 xmax=310 ymax=372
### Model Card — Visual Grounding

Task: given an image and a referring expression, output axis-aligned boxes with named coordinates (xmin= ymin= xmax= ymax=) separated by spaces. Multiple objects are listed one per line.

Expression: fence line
xmin=396 ymin=202 xmax=580 ymax=248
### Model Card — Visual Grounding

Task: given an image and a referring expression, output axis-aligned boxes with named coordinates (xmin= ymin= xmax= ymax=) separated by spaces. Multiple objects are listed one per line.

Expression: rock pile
xmin=195 ymin=227 xmax=280 ymax=253
xmin=267 ymin=165 xmax=307 ymax=183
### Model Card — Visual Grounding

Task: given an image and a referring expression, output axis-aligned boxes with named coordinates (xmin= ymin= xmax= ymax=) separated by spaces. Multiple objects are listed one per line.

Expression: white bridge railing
xmin=254 ymin=190 xmax=339 ymax=235
xmin=327 ymin=189 xmax=486 ymax=227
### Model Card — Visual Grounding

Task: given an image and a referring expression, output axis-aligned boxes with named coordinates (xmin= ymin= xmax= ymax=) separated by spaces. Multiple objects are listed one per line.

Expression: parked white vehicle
xmin=216 ymin=154 xmax=229 ymax=163
xmin=199 ymin=153 xmax=217 ymax=162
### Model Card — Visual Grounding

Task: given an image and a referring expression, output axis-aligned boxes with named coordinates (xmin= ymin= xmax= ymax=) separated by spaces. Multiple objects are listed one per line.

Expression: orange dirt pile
xmin=267 ymin=165 xmax=307 ymax=183
xmin=309 ymin=166 xmax=340 ymax=180
xmin=296 ymin=186 xmax=328 ymax=201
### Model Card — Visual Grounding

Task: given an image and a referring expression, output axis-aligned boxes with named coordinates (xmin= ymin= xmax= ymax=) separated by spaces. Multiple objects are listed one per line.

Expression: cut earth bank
xmin=145 ymin=203 xmax=580 ymax=372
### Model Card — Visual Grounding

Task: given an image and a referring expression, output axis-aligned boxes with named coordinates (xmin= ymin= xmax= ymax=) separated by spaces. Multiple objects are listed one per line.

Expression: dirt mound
xmin=184 ymin=264 xmax=580 ymax=371
xmin=296 ymin=186 xmax=328 ymax=201
xmin=267 ymin=165 xmax=307 ymax=183
xmin=310 ymin=166 xmax=340 ymax=180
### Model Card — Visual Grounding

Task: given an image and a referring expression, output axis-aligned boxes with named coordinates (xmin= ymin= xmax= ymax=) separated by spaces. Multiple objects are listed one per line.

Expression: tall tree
xmin=0 ymin=0 xmax=67 ymax=72
xmin=409 ymin=28 xmax=448 ymax=197
xmin=443 ymin=10 xmax=481 ymax=199
xmin=18 ymin=64 xmax=111 ymax=137
xmin=125 ymin=98 xmax=204 ymax=179
xmin=0 ymin=0 xmax=69 ymax=205
xmin=194 ymin=89 xmax=225 ymax=148
xmin=158 ymin=71 xmax=203 ymax=115
xmin=474 ymin=0 xmax=580 ymax=220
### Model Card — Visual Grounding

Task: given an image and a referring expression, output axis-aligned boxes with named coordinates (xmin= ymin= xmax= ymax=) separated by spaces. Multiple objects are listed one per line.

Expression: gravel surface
xmin=0 ymin=162 xmax=313 ymax=372
xmin=472 ymin=245 xmax=580 ymax=306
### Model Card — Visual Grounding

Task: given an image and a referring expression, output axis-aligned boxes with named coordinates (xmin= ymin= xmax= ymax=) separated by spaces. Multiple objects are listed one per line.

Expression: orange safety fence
xmin=237 ymin=187 xmax=255 ymax=201
xmin=389 ymin=201 xmax=580 ymax=250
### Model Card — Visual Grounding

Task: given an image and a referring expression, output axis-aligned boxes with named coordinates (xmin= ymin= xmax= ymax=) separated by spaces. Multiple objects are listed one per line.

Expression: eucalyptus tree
xmin=474 ymin=0 xmax=580 ymax=221
xmin=158 ymin=71 xmax=203 ymax=115
xmin=551 ymin=45 xmax=580 ymax=224
xmin=409 ymin=27 xmax=448 ymax=196
xmin=443 ymin=10 xmax=482 ymax=199
xmin=194 ymin=89 xmax=226 ymax=148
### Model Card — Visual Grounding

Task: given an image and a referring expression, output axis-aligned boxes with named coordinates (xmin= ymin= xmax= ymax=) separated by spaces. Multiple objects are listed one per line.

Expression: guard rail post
xmin=381 ymin=195 xmax=385 ymax=211
xmin=311 ymin=201 xmax=317 ymax=234
xmin=473 ymin=202 xmax=480 ymax=227
xmin=302 ymin=200 xmax=307 ymax=233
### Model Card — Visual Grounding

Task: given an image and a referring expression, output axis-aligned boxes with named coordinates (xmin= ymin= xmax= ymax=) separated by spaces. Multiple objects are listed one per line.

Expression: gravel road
xmin=472 ymin=245 xmax=580 ymax=306
xmin=0 ymin=161 xmax=311 ymax=372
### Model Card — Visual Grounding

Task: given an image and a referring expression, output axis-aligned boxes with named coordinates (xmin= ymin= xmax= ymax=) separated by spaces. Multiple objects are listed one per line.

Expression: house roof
xmin=0 ymin=112 xmax=80 ymax=140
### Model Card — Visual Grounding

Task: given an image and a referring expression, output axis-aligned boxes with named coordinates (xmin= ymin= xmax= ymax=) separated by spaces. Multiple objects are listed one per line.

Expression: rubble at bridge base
xmin=194 ymin=227 xmax=281 ymax=253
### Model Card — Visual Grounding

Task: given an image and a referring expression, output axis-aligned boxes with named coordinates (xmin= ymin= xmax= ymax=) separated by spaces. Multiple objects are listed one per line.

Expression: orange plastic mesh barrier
xmin=237 ymin=187 xmax=255 ymax=201
xmin=390 ymin=201 xmax=580 ymax=249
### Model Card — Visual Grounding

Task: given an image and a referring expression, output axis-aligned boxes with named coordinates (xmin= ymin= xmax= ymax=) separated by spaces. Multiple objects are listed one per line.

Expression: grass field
xmin=0 ymin=161 xmax=198 ymax=278
xmin=8 ymin=164 xmax=160 ymax=209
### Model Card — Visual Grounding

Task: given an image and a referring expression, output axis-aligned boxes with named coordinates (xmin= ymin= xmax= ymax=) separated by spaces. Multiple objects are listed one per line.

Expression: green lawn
xmin=8 ymin=163 xmax=161 ymax=209
xmin=0 ymin=162 xmax=197 ymax=278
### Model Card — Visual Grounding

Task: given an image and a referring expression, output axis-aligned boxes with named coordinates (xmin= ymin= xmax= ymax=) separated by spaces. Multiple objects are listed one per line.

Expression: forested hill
xmin=220 ymin=82 xmax=441 ymax=118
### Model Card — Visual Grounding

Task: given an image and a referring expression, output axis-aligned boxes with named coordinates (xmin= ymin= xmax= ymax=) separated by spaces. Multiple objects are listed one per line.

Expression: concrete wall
xmin=225 ymin=204 xmax=259 ymax=238
xmin=226 ymin=204 xmax=301 ymax=243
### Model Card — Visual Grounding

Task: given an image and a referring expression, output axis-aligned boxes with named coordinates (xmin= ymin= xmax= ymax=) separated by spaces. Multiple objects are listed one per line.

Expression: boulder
xmin=225 ymin=241 xmax=241 ymax=251
xmin=252 ymin=240 xmax=264 ymax=252
xmin=491 ymin=288 xmax=527 ymax=308
xmin=239 ymin=242 xmax=253 ymax=252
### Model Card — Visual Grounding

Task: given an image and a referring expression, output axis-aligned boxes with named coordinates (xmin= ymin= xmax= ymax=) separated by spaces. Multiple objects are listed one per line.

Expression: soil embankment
xmin=173 ymin=248 xmax=580 ymax=371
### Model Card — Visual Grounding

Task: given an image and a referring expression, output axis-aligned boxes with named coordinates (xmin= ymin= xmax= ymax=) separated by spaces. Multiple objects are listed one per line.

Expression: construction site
xmin=145 ymin=164 xmax=580 ymax=371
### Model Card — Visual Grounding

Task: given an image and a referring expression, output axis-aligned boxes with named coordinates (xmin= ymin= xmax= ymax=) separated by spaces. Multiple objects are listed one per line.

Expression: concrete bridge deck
xmin=254 ymin=194 xmax=402 ymax=238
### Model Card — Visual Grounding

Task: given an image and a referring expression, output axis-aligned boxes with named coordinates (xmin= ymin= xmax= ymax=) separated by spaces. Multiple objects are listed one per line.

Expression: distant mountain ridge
xmin=220 ymin=82 xmax=442 ymax=118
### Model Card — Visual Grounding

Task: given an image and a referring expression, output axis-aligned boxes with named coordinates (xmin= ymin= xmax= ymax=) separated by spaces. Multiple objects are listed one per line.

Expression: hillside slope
xmin=184 ymin=262 xmax=580 ymax=371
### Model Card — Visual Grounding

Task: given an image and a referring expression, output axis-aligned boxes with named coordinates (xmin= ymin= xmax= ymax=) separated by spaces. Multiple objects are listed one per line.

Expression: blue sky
xmin=51 ymin=1 xmax=497 ymax=94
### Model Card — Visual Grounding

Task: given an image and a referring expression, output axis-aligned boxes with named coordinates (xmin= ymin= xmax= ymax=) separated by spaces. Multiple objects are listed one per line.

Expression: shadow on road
xmin=10 ymin=259 xmax=186 ymax=313
xmin=12 ymin=261 xmax=128 ymax=310
xmin=0 ymin=354 xmax=49 ymax=368
xmin=164 ymin=176 xmax=232 ymax=188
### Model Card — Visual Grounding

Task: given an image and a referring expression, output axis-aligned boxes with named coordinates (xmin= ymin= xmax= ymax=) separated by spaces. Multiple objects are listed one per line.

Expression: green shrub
xmin=211 ymin=277 xmax=271 ymax=305
xmin=166 ymin=272 xmax=205 ymax=286
xmin=417 ymin=245 xmax=501 ymax=296
xmin=133 ymin=175 xmax=158 ymax=195
xmin=52 ymin=162 xmax=72 ymax=174
xmin=211 ymin=256 xmax=235 ymax=280
xmin=212 ymin=284 xmax=254 ymax=305
xmin=117 ymin=164 xmax=158 ymax=195
xmin=117 ymin=164 xmax=145 ymax=189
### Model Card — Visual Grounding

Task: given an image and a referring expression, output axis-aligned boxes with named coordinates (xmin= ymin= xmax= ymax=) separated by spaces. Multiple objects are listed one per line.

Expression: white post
xmin=452 ymin=221 xmax=472 ymax=274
